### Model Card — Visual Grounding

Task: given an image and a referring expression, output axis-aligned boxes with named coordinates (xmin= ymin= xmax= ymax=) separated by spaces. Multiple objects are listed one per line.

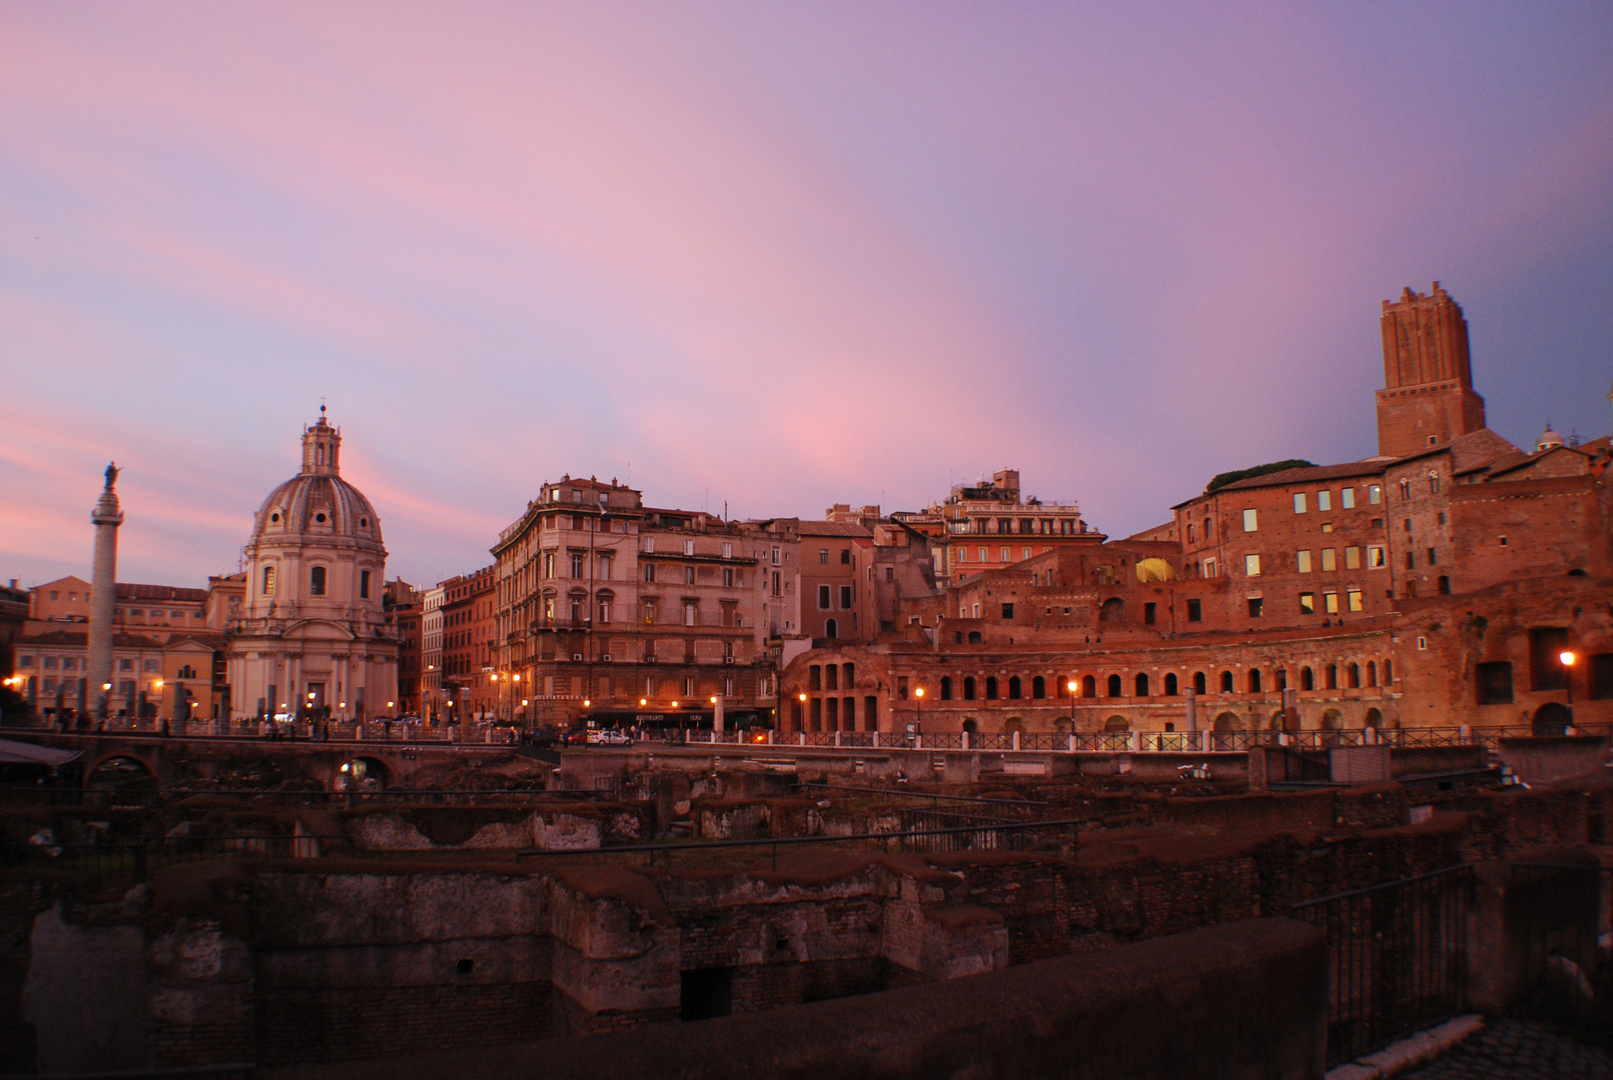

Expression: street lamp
xmin=914 ymin=685 xmax=924 ymax=735
xmin=1561 ymin=650 xmax=1578 ymax=717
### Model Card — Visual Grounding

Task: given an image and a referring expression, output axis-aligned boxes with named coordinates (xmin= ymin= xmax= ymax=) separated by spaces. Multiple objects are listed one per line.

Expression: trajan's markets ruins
xmin=5 ymin=283 xmax=1613 ymax=1079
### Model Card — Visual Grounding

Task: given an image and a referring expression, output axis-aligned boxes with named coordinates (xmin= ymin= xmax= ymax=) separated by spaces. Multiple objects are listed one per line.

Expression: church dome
xmin=1536 ymin=424 xmax=1565 ymax=452
xmin=250 ymin=411 xmax=384 ymax=549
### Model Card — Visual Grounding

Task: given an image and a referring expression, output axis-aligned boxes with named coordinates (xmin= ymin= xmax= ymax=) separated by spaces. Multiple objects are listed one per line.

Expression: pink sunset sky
xmin=2 ymin=3 xmax=1611 ymax=591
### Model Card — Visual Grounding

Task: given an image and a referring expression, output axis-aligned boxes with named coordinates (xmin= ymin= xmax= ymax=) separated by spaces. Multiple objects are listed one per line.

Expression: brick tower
xmin=1375 ymin=282 xmax=1487 ymax=458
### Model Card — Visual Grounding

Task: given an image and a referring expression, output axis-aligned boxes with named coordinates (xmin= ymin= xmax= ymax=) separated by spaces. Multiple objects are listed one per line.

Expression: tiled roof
xmin=19 ymin=629 xmax=168 ymax=648
xmin=117 ymin=583 xmax=208 ymax=603
xmin=797 ymin=521 xmax=873 ymax=538
xmin=1177 ymin=460 xmax=1388 ymax=506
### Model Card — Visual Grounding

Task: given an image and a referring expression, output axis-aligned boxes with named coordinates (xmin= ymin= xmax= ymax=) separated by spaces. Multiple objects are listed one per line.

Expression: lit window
xmin=1347 ymin=588 xmax=1363 ymax=612
xmin=1299 ymin=592 xmax=1315 ymax=614
xmin=1320 ymin=548 xmax=1336 ymax=572
xmin=1297 ymin=550 xmax=1312 ymax=574
xmin=1367 ymin=545 xmax=1386 ymax=568
xmin=1324 ymin=592 xmax=1339 ymax=614
xmin=1368 ymin=485 xmax=1382 ymax=505
xmin=262 ymin=566 xmax=276 ymax=595
xmin=1243 ymin=509 xmax=1258 ymax=532
xmin=1317 ymin=490 xmax=1332 ymax=512
xmin=1345 ymin=546 xmax=1361 ymax=570
xmin=1293 ymin=493 xmax=1307 ymax=514
xmin=1341 ymin=488 xmax=1355 ymax=509
xmin=1245 ymin=554 xmax=1261 ymax=576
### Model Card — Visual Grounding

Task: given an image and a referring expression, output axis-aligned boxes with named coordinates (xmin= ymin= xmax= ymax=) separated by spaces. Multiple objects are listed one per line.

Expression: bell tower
xmin=1376 ymin=282 xmax=1486 ymax=458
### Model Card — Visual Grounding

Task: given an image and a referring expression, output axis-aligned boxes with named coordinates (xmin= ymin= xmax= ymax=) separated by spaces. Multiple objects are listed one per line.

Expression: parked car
xmin=591 ymin=729 xmax=632 ymax=747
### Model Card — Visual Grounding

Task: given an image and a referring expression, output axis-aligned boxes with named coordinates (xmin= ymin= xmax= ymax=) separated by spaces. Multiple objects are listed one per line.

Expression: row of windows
xmin=1477 ymin=653 xmax=1613 ymax=704
xmin=924 ymin=661 xmax=1394 ymax=702
xmin=16 ymin=655 xmax=161 ymax=672
xmin=817 ymin=584 xmax=854 ymax=610
xmin=953 ymin=517 xmax=1080 ymax=536
xmin=956 ymin=545 xmax=1044 ymax=563
xmin=260 ymin=565 xmax=371 ymax=598
xmin=1244 ymin=547 xmax=1385 ymax=576
xmin=806 ymin=662 xmax=856 ymax=690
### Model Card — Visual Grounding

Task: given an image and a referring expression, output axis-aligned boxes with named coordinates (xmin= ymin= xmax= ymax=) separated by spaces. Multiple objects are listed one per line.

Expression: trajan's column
xmin=87 ymin=462 xmax=123 ymax=719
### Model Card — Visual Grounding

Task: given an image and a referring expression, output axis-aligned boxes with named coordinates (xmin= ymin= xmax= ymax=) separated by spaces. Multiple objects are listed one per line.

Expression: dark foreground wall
xmin=268 ymin=917 xmax=1326 ymax=1080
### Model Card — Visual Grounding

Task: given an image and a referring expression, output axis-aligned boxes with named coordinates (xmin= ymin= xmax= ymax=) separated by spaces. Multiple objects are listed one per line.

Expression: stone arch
xmin=1346 ymin=663 xmax=1360 ymax=689
xmin=1300 ymin=666 xmax=1314 ymax=691
xmin=337 ymin=755 xmax=390 ymax=791
xmin=1053 ymin=716 xmax=1074 ymax=734
xmin=825 ymin=618 xmax=838 ymax=639
xmin=963 ymin=676 xmax=977 ymax=701
xmin=1032 ymin=675 xmax=1046 ymax=699
xmin=1134 ymin=672 xmax=1150 ymax=697
xmin=86 ymin=755 xmax=158 ymax=793
xmin=1211 ymin=711 xmax=1239 ymax=749
xmin=1002 ymin=716 xmax=1025 ymax=735
xmin=1007 ymin=675 xmax=1022 ymax=700
xmin=1164 ymin=672 xmax=1178 ymax=696
xmin=985 ymin=676 xmax=999 ymax=700
xmin=1082 ymin=675 xmax=1097 ymax=698
xmin=1193 ymin=671 xmax=1207 ymax=695
xmin=1099 ymin=598 xmax=1125 ymax=622
xmin=961 ymin=717 xmax=979 ymax=735
xmin=1366 ymin=661 xmax=1378 ymax=687
xmin=940 ymin=676 xmax=953 ymax=700
xmin=1364 ymin=707 xmax=1383 ymax=729
xmin=1104 ymin=715 xmax=1129 ymax=732
xmin=968 ymin=631 xmax=983 ymax=645
xmin=1106 ymin=674 xmax=1123 ymax=698
xmin=1532 ymin=702 xmax=1572 ymax=737
xmin=1321 ymin=709 xmax=1344 ymax=730
xmin=1268 ymin=710 xmax=1287 ymax=731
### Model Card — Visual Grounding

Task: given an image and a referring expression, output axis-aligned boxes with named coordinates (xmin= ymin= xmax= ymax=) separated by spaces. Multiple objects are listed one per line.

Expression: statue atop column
xmin=104 ymin=461 xmax=120 ymax=490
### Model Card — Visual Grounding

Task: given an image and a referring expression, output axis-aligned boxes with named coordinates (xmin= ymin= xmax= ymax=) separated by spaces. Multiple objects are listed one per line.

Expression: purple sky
xmin=2 ymin=4 xmax=1611 ymax=591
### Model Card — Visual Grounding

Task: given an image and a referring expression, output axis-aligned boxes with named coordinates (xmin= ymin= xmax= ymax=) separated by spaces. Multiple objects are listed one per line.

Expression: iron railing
xmin=1289 ymin=864 xmax=1472 ymax=1067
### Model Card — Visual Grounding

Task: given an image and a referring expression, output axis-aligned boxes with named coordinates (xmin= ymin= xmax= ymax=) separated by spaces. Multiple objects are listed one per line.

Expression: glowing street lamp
xmin=1561 ymin=650 xmax=1578 ymax=714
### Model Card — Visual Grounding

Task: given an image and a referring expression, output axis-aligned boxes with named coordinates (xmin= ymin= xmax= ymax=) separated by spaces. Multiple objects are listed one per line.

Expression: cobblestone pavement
xmin=1401 ymin=1017 xmax=1613 ymax=1079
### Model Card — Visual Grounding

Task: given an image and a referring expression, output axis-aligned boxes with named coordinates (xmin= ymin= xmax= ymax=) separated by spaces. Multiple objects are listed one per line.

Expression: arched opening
xmin=809 ymin=665 xmax=822 ymax=691
xmin=1082 ymin=675 xmax=1097 ymax=698
xmin=1383 ymin=660 xmax=1393 ymax=684
xmin=1002 ymin=716 xmax=1025 ymax=735
xmin=1220 ymin=671 xmax=1234 ymax=693
xmin=962 ymin=717 xmax=979 ymax=735
xmin=1134 ymin=558 xmax=1176 ymax=583
xmin=825 ymin=618 xmax=838 ymax=639
xmin=336 ymin=756 xmax=388 ymax=791
xmin=1007 ymin=676 xmax=1022 ymax=700
xmin=1134 ymin=673 xmax=1150 ymax=697
xmin=1164 ymin=673 xmax=1178 ymax=696
xmin=1437 ymin=575 xmax=1451 ymax=595
xmin=1346 ymin=663 xmax=1360 ymax=689
xmin=1032 ymin=675 xmax=1046 ymax=699
xmin=87 ymin=756 xmax=157 ymax=797
xmin=1099 ymin=598 xmax=1125 ymax=622
xmin=825 ymin=664 xmax=839 ymax=691
xmin=963 ymin=676 xmax=977 ymax=701
xmin=1270 ymin=710 xmax=1288 ymax=731
xmin=1193 ymin=671 xmax=1207 ymax=695
xmin=310 ymin=565 xmax=327 ymax=596
xmin=1532 ymin=702 xmax=1573 ymax=737
xmin=1248 ymin=669 xmax=1262 ymax=694
xmin=1321 ymin=709 xmax=1344 ymax=731
xmin=985 ymin=676 xmax=999 ymax=700
xmin=940 ymin=676 xmax=953 ymax=701
xmin=1325 ymin=664 xmax=1338 ymax=690
xmin=1300 ymin=667 xmax=1314 ymax=691
xmin=1053 ymin=716 xmax=1074 ymax=734
xmin=1366 ymin=661 xmax=1378 ymax=687
xmin=1104 ymin=715 xmax=1129 ymax=732
xmin=1106 ymin=674 xmax=1122 ymax=698
xmin=1569 ymin=568 xmax=1588 ymax=578
xmin=968 ymin=631 xmax=983 ymax=645
xmin=1364 ymin=707 xmax=1383 ymax=730
xmin=1211 ymin=711 xmax=1239 ymax=750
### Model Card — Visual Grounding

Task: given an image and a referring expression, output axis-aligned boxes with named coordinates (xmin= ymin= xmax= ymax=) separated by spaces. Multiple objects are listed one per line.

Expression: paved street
xmin=1403 ymin=1017 xmax=1613 ymax=1079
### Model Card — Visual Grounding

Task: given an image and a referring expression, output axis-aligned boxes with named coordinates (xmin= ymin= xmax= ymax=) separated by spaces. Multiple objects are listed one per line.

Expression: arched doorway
xmin=1320 ymin=708 xmax=1344 ymax=746
xmin=1099 ymin=598 xmax=1125 ymax=622
xmin=825 ymin=619 xmax=838 ymax=639
xmin=961 ymin=717 xmax=978 ymax=735
xmin=1363 ymin=707 xmax=1383 ymax=730
xmin=1104 ymin=715 xmax=1129 ymax=732
xmin=1002 ymin=716 xmax=1025 ymax=735
xmin=1053 ymin=716 xmax=1074 ymax=734
xmin=1212 ymin=712 xmax=1239 ymax=750
xmin=1532 ymin=702 xmax=1573 ymax=737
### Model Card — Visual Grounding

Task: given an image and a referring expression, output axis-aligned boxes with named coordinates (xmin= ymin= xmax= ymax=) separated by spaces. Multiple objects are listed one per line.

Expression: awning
xmin=0 ymin=739 xmax=84 ymax=767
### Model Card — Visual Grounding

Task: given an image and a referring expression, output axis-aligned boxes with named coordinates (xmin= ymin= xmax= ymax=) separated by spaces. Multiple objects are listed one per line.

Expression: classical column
xmin=87 ymin=463 xmax=124 ymax=719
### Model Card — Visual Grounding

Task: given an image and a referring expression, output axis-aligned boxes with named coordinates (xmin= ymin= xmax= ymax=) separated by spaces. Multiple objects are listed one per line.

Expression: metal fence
xmin=1289 ymin=864 xmax=1472 ymax=1067
xmin=895 ymin=806 xmax=1017 ymax=852
xmin=1 ymin=834 xmax=341 ymax=890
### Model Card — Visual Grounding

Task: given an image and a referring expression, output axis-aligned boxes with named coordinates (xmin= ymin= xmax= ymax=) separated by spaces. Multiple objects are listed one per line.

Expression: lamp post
xmin=798 ymin=691 xmax=807 ymax=733
xmin=913 ymin=685 xmax=924 ymax=735
xmin=1560 ymin=650 xmax=1578 ymax=723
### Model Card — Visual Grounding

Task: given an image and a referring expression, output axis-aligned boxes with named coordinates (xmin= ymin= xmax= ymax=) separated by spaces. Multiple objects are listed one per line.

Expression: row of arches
xmin=934 ymin=661 xmax=1393 ymax=702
